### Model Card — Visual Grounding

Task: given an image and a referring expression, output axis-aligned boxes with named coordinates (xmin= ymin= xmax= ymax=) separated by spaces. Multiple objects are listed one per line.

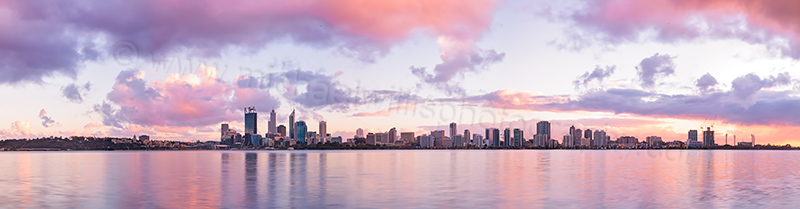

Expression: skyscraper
xmin=464 ymin=130 xmax=471 ymax=145
xmin=583 ymin=129 xmax=592 ymax=147
xmin=296 ymin=120 xmax=307 ymax=145
xmin=319 ymin=121 xmax=327 ymax=141
xmin=244 ymin=107 xmax=257 ymax=135
xmin=593 ymin=130 xmax=607 ymax=147
xmin=536 ymin=121 xmax=551 ymax=140
xmin=220 ymin=123 xmax=229 ymax=140
xmin=573 ymin=128 xmax=582 ymax=147
xmin=449 ymin=122 xmax=457 ymax=138
xmin=703 ymin=127 xmax=715 ymax=147
xmin=388 ymin=127 xmax=397 ymax=143
xmin=513 ymin=128 xmax=524 ymax=147
xmin=289 ymin=109 xmax=295 ymax=139
xmin=504 ymin=128 xmax=512 ymax=147
xmin=269 ymin=109 xmax=277 ymax=134
xmin=492 ymin=128 xmax=500 ymax=147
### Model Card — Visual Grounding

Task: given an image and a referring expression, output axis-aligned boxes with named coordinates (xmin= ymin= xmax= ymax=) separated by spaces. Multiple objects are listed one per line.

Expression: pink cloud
xmin=566 ymin=0 xmax=800 ymax=57
xmin=100 ymin=65 xmax=284 ymax=135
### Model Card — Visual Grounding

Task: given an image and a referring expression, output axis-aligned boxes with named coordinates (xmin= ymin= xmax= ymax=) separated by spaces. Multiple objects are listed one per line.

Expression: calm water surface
xmin=1 ymin=150 xmax=799 ymax=208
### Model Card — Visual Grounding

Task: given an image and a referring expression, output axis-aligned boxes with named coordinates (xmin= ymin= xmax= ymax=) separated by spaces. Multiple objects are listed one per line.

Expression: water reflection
xmin=2 ymin=150 xmax=800 ymax=208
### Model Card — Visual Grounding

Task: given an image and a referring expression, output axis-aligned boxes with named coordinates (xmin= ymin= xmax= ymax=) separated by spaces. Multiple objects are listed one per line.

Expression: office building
xmin=533 ymin=134 xmax=548 ymax=147
xmin=289 ymin=109 xmax=295 ymax=139
xmin=431 ymin=130 xmax=445 ymax=146
xmin=366 ymin=133 xmax=376 ymax=145
xmin=593 ymin=130 xmax=607 ymax=147
xmin=420 ymin=134 xmax=435 ymax=148
xmin=295 ymin=121 xmax=307 ymax=145
xmin=688 ymin=130 xmax=698 ymax=142
xmin=453 ymin=134 xmax=464 ymax=147
xmin=449 ymin=122 xmax=457 ymax=138
xmin=491 ymin=128 xmax=500 ymax=147
xmin=319 ymin=121 xmax=327 ymax=142
xmin=536 ymin=121 xmax=551 ymax=141
xmin=277 ymin=125 xmax=286 ymax=137
xmin=464 ymin=130 xmax=471 ymax=145
xmin=472 ymin=134 xmax=484 ymax=147
xmin=244 ymin=107 xmax=257 ymax=135
xmin=563 ymin=135 xmax=572 ymax=148
xmin=584 ymin=129 xmax=592 ymax=147
xmin=400 ymin=132 xmax=415 ymax=142
xmin=269 ymin=109 xmax=277 ymax=134
xmin=220 ymin=123 xmax=229 ymax=141
xmin=573 ymin=128 xmax=583 ymax=147
xmin=504 ymin=128 xmax=512 ymax=147
xmin=513 ymin=128 xmax=524 ymax=147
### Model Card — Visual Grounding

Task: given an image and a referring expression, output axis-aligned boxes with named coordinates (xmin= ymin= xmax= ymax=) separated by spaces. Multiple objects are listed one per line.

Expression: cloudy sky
xmin=2 ymin=0 xmax=800 ymax=145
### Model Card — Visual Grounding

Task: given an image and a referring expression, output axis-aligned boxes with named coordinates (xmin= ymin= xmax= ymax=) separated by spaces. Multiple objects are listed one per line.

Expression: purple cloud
xmin=574 ymin=65 xmax=616 ymax=88
xmin=636 ymin=53 xmax=676 ymax=88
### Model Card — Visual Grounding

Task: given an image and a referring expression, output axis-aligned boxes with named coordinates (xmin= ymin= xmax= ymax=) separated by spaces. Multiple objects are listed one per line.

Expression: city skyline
xmin=2 ymin=0 xmax=800 ymax=145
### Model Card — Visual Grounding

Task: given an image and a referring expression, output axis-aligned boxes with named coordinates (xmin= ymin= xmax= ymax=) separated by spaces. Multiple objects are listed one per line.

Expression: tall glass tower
xmin=296 ymin=121 xmax=307 ymax=145
xmin=244 ymin=107 xmax=257 ymax=135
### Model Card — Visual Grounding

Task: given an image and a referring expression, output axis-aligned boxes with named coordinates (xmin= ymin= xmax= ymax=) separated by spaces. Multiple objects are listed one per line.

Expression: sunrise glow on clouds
xmin=1 ymin=0 xmax=800 ymax=145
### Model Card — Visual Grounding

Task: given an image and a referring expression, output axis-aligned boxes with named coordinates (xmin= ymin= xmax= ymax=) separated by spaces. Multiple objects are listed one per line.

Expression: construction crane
xmin=710 ymin=115 xmax=717 ymax=130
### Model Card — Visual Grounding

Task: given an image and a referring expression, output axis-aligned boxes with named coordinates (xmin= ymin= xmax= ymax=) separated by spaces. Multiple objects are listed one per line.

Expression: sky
xmin=2 ymin=0 xmax=800 ymax=145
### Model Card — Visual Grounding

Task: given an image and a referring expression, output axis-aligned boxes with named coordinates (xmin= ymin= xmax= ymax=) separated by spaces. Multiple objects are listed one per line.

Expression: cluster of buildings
xmin=221 ymin=107 xmax=342 ymax=148
xmin=219 ymin=107 xmax=756 ymax=149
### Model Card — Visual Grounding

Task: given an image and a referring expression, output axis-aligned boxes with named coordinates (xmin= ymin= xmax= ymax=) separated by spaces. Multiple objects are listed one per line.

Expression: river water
xmin=1 ymin=150 xmax=798 ymax=208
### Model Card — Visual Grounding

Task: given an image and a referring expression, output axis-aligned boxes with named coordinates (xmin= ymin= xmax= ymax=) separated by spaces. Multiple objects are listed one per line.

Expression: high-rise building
xmin=295 ymin=121 xmax=307 ymax=145
xmin=533 ymin=134 xmax=548 ymax=147
xmin=400 ymin=132 xmax=415 ymax=142
xmin=492 ymin=128 xmax=500 ymax=147
xmin=703 ymin=127 xmax=715 ymax=147
xmin=289 ymin=109 xmax=295 ymax=139
xmin=269 ymin=109 xmax=277 ymax=134
xmin=366 ymin=133 xmax=376 ymax=145
xmin=319 ymin=121 xmax=327 ymax=141
xmin=688 ymin=130 xmax=698 ymax=142
xmin=536 ymin=121 xmax=551 ymax=140
xmin=277 ymin=125 xmax=286 ymax=137
xmin=453 ymin=134 xmax=464 ymax=147
xmin=583 ymin=129 xmax=592 ymax=147
xmin=244 ymin=107 xmax=257 ymax=135
xmin=573 ymin=128 xmax=583 ymax=147
xmin=419 ymin=134 xmax=434 ymax=148
xmin=504 ymin=128 xmax=512 ymax=147
xmin=513 ymin=128 xmax=524 ymax=147
xmin=431 ymin=130 xmax=445 ymax=146
xmin=464 ymin=130 xmax=471 ymax=145
xmin=388 ymin=127 xmax=397 ymax=143
xmin=449 ymin=122 xmax=457 ymax=138
xmin=472 ymin=134 xmax=484 ymax=147
xmin=356 ymin=128 xmax=365 ymax=138
xmin=593 ymin=130 xmax=607 ymax=147
xmin=563 ymin=135 xmax=572 ymax=148
xmin=220 ymin=123 xmax=229 ymax=140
